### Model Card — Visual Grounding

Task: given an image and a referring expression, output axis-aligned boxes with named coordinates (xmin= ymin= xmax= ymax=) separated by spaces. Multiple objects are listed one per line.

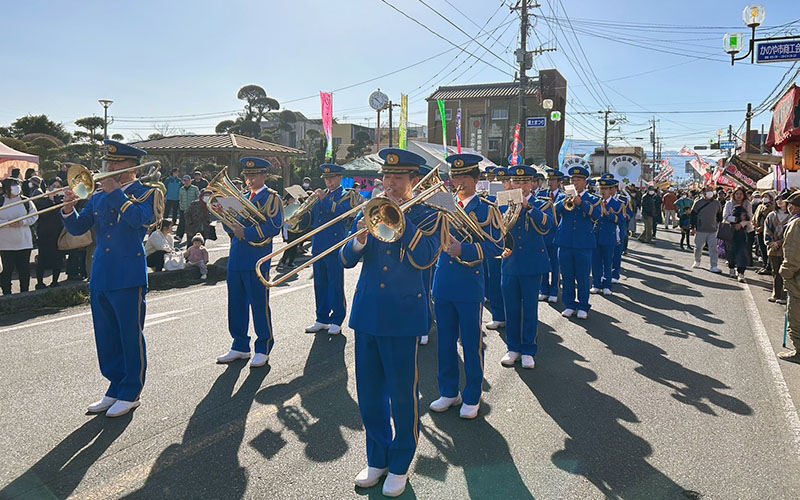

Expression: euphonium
xmin=205 ymin=167 xmax=271 ymax=247
xmin=284 ymin=191 xmax=322 ymax=233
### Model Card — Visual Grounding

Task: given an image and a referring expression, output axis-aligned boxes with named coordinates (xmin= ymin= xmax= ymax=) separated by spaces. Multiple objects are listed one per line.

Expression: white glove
xmin=727 ymin=216 xmax=736 ymax=223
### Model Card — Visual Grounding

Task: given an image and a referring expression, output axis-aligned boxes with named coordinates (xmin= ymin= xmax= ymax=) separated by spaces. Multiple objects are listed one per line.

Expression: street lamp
xmin=98 ymin=99 xmax=113 ymax=140
xmin=724 ymin=5 xmax=772 ymax=65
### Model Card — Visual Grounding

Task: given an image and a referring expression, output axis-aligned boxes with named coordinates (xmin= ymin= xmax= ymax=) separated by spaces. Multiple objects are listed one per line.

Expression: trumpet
xmin=256 ymin=167 xmax=447 ymax=287
xmin=0 ymin=161 xmax=161 ymax=229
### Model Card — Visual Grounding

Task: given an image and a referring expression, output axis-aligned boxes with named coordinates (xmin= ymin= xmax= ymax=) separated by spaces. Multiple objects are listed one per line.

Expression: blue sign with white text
xmin=526 ymin=117 xmax=546 ymax=128
xmin=756 ymin=41 xmax=800 ymax=63
xmin=720 ymin=141 xmax=736 ymax=149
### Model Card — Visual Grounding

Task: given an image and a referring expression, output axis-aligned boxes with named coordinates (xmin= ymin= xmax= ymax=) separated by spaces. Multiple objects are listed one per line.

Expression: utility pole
xmin=388 ymin=101 xmax=393 ymax=148
xmin=517 ymin=0 xmax=530 ymax=154
xmin=728 ymin=124 xmax=733 ymax=159
xmin=601 ymin=109 xmax=611 ymax=174
xmin=650 ymin=118 xmax=656 ymax=181
xmin=744 ymin=102 xmax=752 ymax=154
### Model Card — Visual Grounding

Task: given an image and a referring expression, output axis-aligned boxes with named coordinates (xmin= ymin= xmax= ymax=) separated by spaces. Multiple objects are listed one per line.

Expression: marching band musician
xmin=590 ymin=177 xmax=622 ymax=296
xmin=215 ymin=157 xmax=283 ymax=368
xmin=539 ymin=168 xmax=565 ymax=303
xmin=485 ymin=167 xmax=508 ymax=330
xmin=499 ymin=165 xmax=555 ymax=369
xmin=533 ymin=170 xmax=546 ymax=195
xmin=429 ymin=154 xmax=503 ymax=419
xmin=415 ymin=164 xmax=435 ymax=346
xmin=304 ymin=163 xmax=356 ymax=335
xmin=555 ymin=165 xmax=601 ymax=320
xmin=341 ymin=148 xmax=442 ymax=497
xmin=608 ymin=175 xmax=633 ymax=283
xmin=61 ymin=140 xmax=159 ymax=417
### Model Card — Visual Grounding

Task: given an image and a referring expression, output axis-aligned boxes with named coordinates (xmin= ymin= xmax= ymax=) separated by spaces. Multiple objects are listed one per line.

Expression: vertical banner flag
xmin=399 ymin=94 xmax=408 ymax=150
xmin=438 ymin=100 xmax=448 ymax=160
xmin=456 ymin=108 xmax=462 ymax=154
xmin=320 ymin=92 xmax=333 ymax=160
xmin=511 ymin=124 xmax=521 ymax=166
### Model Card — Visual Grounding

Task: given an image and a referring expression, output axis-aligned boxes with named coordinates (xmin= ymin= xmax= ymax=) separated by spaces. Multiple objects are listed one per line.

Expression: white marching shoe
xmin=328 ymin=324 xmax=342 ymax=335
xmin=304 ymin=321 xmax=329 ymax=333
xmin=521 ymin=355 xmax=536 ymax=369
xmin=611 ymin=277 xmax=621 ymax=283
xmin=87 ymin=396 xmax=117 ymax=413
xmin=250 ymin=353 xmax=269 ymax=368
xmin=562 ymin=308 xmax=575 ymax=318
xmin=106 ymin=399 xmax=140 ymax=418
xmin=692 ymin=262 xmax=701 ymax=269
xmin=354 ymin=466 xmax=388 ymax=488
xmin=500 ymin=351 xmax=520 ymax=367
xmin=429 ymin=394 xmax=462 ymax=412
xmin=382 ymin=473 xmax=408 ymax=497
xmin=459 ymin=402 xmax=480 ymax=419
xmin=589 ymin=287 xmax=601 ymax=294
xmin=419 ymin=335 xmax=429 ymax=345
xmin=548 ymin=296 xmax=558 ymax=303
xmin=602 ymin=288 xmax=612 ymax=296
xmin=538 ymin=294 xmax=548 ymax=301
xmin=216 ymin=350 xmax=250 ymax=364
xmin=485 ymin=320 xmax=505 ymax=330
xmin=576 ymin=310 xmax=588 ymax=320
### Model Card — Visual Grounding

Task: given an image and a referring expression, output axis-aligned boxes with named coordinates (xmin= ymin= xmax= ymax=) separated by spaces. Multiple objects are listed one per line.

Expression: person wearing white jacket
xmin=0 ymin=178 xmax=38 ymax=294
xmin=144 ymin=219 xmax=176 ymax=272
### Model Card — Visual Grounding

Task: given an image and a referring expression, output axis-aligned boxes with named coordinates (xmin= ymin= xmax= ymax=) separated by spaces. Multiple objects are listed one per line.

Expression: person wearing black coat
xmin=34 ymin=181 xmax=65 ymax=288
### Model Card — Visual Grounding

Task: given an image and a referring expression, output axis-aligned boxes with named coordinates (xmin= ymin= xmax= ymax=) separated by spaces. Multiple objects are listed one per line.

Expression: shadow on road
xmin=124 ymin=361 xmax=269 ymax=499
xmin=252 ymin=332 xmax=361 ymax=463
xmin=521 ymin=323 xmax=690 ymax=499
xmin=0 ymin=414 xmax=132 ymax=500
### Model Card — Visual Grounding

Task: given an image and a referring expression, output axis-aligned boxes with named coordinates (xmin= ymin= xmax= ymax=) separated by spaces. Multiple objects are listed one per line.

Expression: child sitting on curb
xmin=184 ymin=233 xmax=210 ymax=279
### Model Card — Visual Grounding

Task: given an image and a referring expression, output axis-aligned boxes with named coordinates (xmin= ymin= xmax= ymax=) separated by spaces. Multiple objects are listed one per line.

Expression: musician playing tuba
xmin=215 ymin=157 xmax=283 ymax=368
xmin=429 ymin=154 xmax=503 ymax=420
xmin=304 ymin=163 xmax=360 ymax=335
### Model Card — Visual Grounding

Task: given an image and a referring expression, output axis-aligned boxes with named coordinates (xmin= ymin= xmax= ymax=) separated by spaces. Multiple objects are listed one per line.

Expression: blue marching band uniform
xmin=499 ymin=165 xmax=554 ymax=368
xmin=62 ymin=140 xmax=162 ymax=417
xmin=305 ymin=163 xmax=358 ymax=335
xmin=341 ymin=148 xmax=442 ymax=496
xmin=484 ymin=167 xmax=507 ymax=329
xmin=216 ymin=157 xmax=284 ymax=367
xmin=538 ymin=168 xmax=564 ymax=303
xmin=611 ymin=175 xmax=632 ymax=282
xmin=590 ymin=177 xmax=623 ymax=295
xmin=555 ymin=165 xmax=601 ymax=319
xmin=430 ymin=154 xmax=503 ymax=418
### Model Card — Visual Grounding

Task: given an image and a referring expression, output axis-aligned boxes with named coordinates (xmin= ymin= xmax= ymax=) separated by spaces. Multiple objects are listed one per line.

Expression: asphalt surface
xmin=1 ymin=226 xmax=800 ymax=499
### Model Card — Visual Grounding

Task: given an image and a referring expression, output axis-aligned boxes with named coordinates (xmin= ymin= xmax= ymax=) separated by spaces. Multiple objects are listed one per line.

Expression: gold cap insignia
xmin=497 ymin=170 xmax=505 ymax=177
xmin=517 ymin=168 xmax=524 ymax=175
xmin=107 ymin=145 xmax=117 ymax=153
xmin=387 ymin=153 xmax=400 ymax=165
xmin=454 ymin=159 xmax=464 ymax=168
xmin=324 ymin=167 xmax=331 ymax=173
xmin=246 ymin=160 xmax=255 ymax=167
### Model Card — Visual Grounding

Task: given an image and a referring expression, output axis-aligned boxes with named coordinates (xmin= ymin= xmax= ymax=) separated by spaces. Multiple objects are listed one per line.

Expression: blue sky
xmin=1 ymin=0 xmax=798 ymax=152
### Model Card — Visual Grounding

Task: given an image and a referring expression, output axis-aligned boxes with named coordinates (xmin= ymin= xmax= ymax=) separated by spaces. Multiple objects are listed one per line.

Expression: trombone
xmin=256 ymin=167 xmax=447 ymax=287
xmin=0 ymin=160 xmax=161 ymax=229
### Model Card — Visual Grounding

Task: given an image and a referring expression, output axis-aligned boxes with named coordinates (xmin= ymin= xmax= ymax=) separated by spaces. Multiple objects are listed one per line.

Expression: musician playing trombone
xmin=60 ymin=140 xmax=159 ymax=418
xmin=429 ymin=154 xmax=503 ymax=419
xmin=215 ymin=157 xmax=283 ymax=368
xmin=304 ymin=164 xmax=357 ymax=335
xmin=341 ymin=148 xmax=442 ymax=497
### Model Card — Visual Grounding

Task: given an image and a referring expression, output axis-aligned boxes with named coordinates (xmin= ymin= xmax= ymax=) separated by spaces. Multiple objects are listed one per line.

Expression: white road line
xmin=0 ymin=283 xmax=313 ymax=335
xmin=742 ymin=283 xmax=800 ymax=459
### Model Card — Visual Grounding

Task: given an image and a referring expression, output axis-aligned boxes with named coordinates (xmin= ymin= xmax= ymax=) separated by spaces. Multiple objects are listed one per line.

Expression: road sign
xmin=508 ymin=153 xmax=521 ymax=165
xmin=526 ymin=117 xmax=546 ymax=128
xmin=720 ymin=141 xmax=736 ymax=149
xmin=756 ymin=40 xmax=800 ymax=64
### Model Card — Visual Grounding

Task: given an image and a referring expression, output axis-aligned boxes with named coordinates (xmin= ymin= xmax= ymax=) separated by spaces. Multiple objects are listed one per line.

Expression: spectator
xmin=679 ymin=206 xmax=693 ymax=250
xmin=372 ymin=179 xmax=385 ymax=198
xmin=184 ymin=189 xmax=212 ymax=243
xmin=192 ymin=170 xmax=208 ymax=190
xmin=57 ymin=163 xmax=68 ymax=183
xmin=21 ymin=168 xmax=36 ymax=197
xmin=652 ymin=188 xmax=662 ymax=238
xmin=184 ymin=233 xmax=209 ymax=279
xmin=27 ymin=176 xmax=43 ymax=199
xmin=675 ymin=190 xmax=694 ymax=218
xmin=0 ymin=177 xmax=38 ymax=294
xmin=33 ymin=179 xmax=65 ymax=289
xmin=723 ymin=186 xmax=754 ymax=283
xmin=691 ymin=185 xmax=722 ymax=273
xmin=662 ymin=188 xmax=678 ymax=229
xmin=765 ymin=194 xmax=790 ymax=304
xmin=302 ymin=177 xmax=312 ymax=190
xmin=163 ymin=168 xmax=182 ymax=222
xmin=753 ymin=190 xmax=775 ymax=275
xmin=778 ymin=191 xmax=800 ymax=362
xmin=144 ymin=219 xmax=175 ymax=272
xmin=177 ymin=175 xmax=200 ymax=241
xmin=638 ymin=186 xmax=656 ymax=243
xmin=627 ymin=185 xmax=641 ymax=237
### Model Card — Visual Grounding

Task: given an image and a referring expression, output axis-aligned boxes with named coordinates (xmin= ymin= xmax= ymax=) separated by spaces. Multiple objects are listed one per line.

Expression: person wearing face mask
xmin=753 ymin=191 xmax=775 ymax=275
xmin=184 ymin=189 xmax=213 ymax=244
xmin=690 ymin=185 xmax=723 ymax=273
xmin=777 ymin=191 xmax=800 ymax=363
xmin=637 ymin=186 xmax=657 ymax=243
xmin=765 ymin=192 xmax=790 ymax=304
xmin=722 ymin=186 xmax=754 ymax=282
xmin=33 ymin=179 xmax=65 ymax=289
xmin=0 ymin=177 xmax=38 ymax=294
xmin=302 ymin=176 xmax=312 ymax=190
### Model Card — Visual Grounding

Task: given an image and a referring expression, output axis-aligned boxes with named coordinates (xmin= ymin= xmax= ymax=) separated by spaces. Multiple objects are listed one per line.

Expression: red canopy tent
xmin=0 ymin=141 xmax=39 ymax=179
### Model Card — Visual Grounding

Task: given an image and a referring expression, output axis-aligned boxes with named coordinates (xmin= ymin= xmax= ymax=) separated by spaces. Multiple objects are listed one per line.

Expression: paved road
xmin=1 ymin=227 xmax=799 ymax=499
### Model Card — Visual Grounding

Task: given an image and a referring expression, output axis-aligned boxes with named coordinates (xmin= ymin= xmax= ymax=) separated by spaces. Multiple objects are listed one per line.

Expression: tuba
xmin=205 ymin=167 xmax=271 ymax=247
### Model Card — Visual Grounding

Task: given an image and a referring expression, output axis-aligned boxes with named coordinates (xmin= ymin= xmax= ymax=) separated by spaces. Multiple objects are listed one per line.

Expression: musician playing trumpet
xmin=429 ymin=154 xmax=503 ymax=419
xmin=304 ymin=164 xmax=357 ymax=335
